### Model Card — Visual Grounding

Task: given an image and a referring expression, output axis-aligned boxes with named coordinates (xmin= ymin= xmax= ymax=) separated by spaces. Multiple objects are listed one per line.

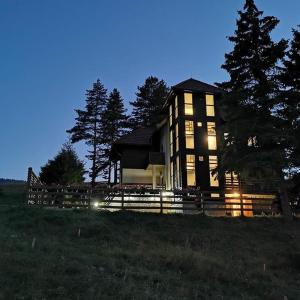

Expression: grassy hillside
xmin=0 ymin=184 xmax=300 ymax=299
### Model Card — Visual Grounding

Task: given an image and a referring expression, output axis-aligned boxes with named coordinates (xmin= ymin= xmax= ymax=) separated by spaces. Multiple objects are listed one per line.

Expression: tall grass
xmin=0 ymin=184 xmax=300 ymax=299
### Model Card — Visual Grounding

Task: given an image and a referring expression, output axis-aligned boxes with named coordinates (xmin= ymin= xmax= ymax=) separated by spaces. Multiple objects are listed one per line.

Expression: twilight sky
xmin=1 ymin=0 xmax=299 ymax=180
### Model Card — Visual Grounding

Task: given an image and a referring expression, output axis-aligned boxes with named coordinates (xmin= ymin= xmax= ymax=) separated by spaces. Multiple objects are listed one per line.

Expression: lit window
xmin=184 ymin=93 xmax=193 ymax=115
xmin=207 ymin=122 xmax=217 ymax=150
xmin=225 ymin=172 xmax=239 ymax=187
xmin=185 ymin=120 xmax=194 ymax=149
xmin=206 ymin=94 xmax=215 ymax=117
xmin=170 ymin=161 xmax=174 ymax=188
xmin=170 ymin=129 xmax=173 ymax=157
xmin=175 ymin=96 xmax=178 ymax=119
xmin=175 ymin=124 xmax=179 ymax=152
xmin=186 ymin=155 xmax=196 ymax=186
xmin=169 ymin=104 xmax=173 ymax=126
xmin=209 ymin=155 xmax=219 ymax=187
xmin=248 ymin=136 xmax=257 ymax=147
xmin=176 ymin=156 xmax=180 ymax=188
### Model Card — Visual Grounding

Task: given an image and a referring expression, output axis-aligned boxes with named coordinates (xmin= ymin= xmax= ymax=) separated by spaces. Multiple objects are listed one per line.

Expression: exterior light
xmin=93 ymin=201 xmax=99 ymax=208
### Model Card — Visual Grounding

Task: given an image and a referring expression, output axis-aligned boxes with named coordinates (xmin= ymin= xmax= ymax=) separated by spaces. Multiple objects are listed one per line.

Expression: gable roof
xmin=172 ymin=78 xmax=222 ymax=94
xmin=114 ymin=127 xmax=156 ymax=146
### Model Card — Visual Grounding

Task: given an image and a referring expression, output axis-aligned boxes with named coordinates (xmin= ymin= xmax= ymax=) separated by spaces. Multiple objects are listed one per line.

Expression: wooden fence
xmin=27 ymin=186 xmax=281 ymax=217
xmin=26 ymin=167 xmax=283 ymax=216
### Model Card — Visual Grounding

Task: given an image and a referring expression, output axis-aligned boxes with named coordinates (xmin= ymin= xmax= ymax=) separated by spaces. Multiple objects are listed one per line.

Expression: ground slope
xmin=0 ymin=183 xmax=300 ymax=300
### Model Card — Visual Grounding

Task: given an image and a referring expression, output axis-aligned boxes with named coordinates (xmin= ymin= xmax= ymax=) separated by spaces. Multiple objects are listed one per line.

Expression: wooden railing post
xmin=239 ymin=179 xmax=244 ymax=217
xmin=201 ymin=191 xmax=205 ymax=215
xmin=121 ymin=190 xmax=124 ymax=210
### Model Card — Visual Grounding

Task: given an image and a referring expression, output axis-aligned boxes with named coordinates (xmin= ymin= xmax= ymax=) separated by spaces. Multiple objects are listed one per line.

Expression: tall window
xmin=207 ymin=122 xmax=217 ymax=150
xmin=176 ymin=156 xmax=180 ymax=188
xmin=175 ymin=96 xmax=178 ymax=119
xmin=175 ymin=124 xmax=179 ymax=152
xmin=185 ymin=120 xmax=194 ymax=149
xmin=170 ymin=129 xmax=173 ymax=157
xmin=206 ymin=94 xmax=215 ymax=117
xmin=184 ymin=93 xmax=193 ymax=115
xmin=170 ymin=161 xmax=174 ymax=188
xmin=209 ymin=156 xmax=219 ymax=187
xmin=186 ymin=155 xmax=196 ymax=186
xmin=169 ymin=104 xmax=173 ymax=126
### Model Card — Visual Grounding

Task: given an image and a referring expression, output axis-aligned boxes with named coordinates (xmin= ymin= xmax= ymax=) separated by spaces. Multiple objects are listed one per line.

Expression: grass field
xmin=0 ymin=183 xmax=300 ymax=299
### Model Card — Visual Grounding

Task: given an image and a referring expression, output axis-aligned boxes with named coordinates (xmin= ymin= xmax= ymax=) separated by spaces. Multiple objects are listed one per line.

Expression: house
xmin=110 ymin=78 xmax=227 ymax=191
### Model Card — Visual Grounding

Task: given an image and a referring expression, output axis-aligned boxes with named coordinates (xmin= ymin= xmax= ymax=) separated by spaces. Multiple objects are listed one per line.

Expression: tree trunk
xmin=108 ymin=161 xmax=111 ymax=186
xmin=114 ymin=161 xmax=118 ymax=185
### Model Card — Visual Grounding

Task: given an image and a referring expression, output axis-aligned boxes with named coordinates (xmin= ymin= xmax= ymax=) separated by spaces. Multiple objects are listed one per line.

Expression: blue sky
xmin=1 ymin=0 xmax=299 ymax=180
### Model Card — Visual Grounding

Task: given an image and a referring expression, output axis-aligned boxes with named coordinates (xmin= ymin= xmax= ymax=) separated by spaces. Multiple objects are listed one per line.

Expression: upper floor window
xmin=207 ymin=122 xmax=217 ymax=150
xmin=209 ymin=155 xmax=219 ymax=187
xmin=175 ymin=123 xmax=179 ymax=152
xmin=185 ymin=120 xmax=194 ymax=149
xmin=169 ymin=104 xmax=173 ymax=126
xmin=170 ymin=129 xmax=173 ymax=157
xmin=206 ymin=94 xmax=215 ymax=117
xmin=175 ymin=96 xmax=178 ymax=119
xmin=186 ymin=154 xmax=196 ymax=186
xmin=184 ymin=93 xmax=193 ymax=115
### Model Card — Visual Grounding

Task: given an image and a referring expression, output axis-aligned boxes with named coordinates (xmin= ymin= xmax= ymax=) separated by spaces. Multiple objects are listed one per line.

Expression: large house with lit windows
xmin=110 ymin=78 xmax=227 ymax=191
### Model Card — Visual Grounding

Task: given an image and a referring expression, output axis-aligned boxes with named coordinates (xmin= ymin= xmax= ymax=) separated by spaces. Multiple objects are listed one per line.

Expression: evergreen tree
xmin=67 ymin=79 xmax=107 ymax=185
xmin=129 ymin=76 xmax=169 ymax=129
xmin=102 ymin=88 xmax=128 ymax=182
xmin=279 ymin=27 xmax=300 ymax=202
xmin=40 ymin=143 xmax=85 ymax=185
xmin=279 ymin=27 xmax=300 ymax=170
xmin=217 ymin=0 xmax=292 ymax=218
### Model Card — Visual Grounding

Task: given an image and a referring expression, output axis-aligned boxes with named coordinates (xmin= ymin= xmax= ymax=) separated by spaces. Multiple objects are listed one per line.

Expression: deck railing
xmin=26 ymin=167 xmax=283 ymax=216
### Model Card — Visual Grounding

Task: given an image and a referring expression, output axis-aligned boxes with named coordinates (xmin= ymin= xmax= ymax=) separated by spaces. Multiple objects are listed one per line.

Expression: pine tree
xmin=280 ymin=27 xmax=300 ymax=169
xmin=102 ymin=88 xmax=128 ymax=183
xmin=40 ymin=143 xmax=85 ymax=185
xmin=217 ymin=0 xmax=292 ymax=218
xmin=129 ymin=76 xmax=169 ymax=129
xmin=67 ymin=79 xmax=107 ymax=185
xmin=279 ymin=27 xmax=300 ymax=201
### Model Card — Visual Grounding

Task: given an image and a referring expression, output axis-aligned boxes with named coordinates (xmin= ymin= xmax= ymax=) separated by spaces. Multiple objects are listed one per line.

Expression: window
xmin=186 ymin=155 xmax=196 ymax=186
xmin=175 ymin=124 xmax=179 ymax=152
xmin=248 ymin=136 xmax=257 ymax=147
xmin=170 ymin=129 xmax=173 ymax=157
xmin=170 ymin=161 xmax=174 ymax=188
xmin=175 ymin=96 xmax=178 ymax=119
xmin=209 ymin=156 xmax=219 ymax=187
xmin=176 ymin=156 xmax=181 ymax=188
xmin=185 ymin=120 xmax=194 ymax=149
xmin=169 ymin=104 xmax=173 ymax=126
xmin=206 ymin=94 xmax=215 ymax=117
xmin=184 ymin=93 xmax=193 ymax=115
xmin=207 ymin=122 xmax=217 ymax=150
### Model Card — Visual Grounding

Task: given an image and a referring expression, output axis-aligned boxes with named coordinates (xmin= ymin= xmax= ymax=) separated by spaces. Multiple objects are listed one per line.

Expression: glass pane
xmin=209 ymin=156 xmax=219 ymax=187
xmin=186 ymin=135 xmax=194 ymax=149
xmin=207 ymin=122 xmax=216 ymax=134
xmin=187 ymin=171 xmax=196 ymax=186
xmin=206 ymin=105 xmax=215 ymax=117
xmin=185 ymin=104 xmax=193 ymax=115
xmin=184 ymin=93 xmax=193 ymax=104
xmin=206 ymin=94 xmax=214 ymax=105
xmin=208 ymin=136 xmax=217 ymax=150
